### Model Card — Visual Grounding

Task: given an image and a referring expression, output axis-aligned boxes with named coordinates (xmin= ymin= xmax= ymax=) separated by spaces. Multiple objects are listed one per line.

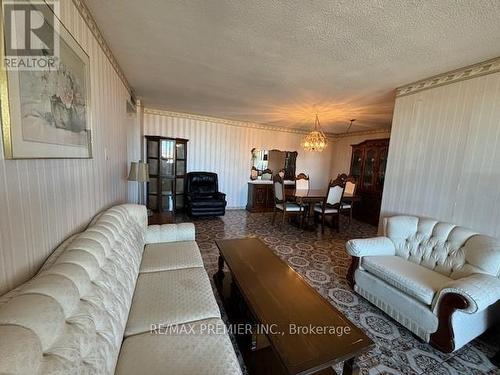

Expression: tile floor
xmin=182 ymin=210 xmax=500 ymax=375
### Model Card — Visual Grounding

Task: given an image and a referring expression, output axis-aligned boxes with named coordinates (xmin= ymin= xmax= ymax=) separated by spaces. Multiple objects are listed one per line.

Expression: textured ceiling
xmin=85 ymin=0 xmax=500 ymax=133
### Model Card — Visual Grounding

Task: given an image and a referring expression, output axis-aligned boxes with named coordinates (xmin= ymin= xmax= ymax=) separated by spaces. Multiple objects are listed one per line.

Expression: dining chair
xmin=295 ymin=173 xmax=310 ymax=190
xmin=313 ymin=177 xmax=345 ymax=233
xmin=295 ymin=173 xmax=310 ymax=222
xmin=261 ymin=168 xmax=273 ymax=180
xmin=250 ymin=166 xmax=258 ymax=180
xmin=341 ymin=175 xmax=357 ymax=225
xmin=272 ymin=174 xmax=303 ymax=226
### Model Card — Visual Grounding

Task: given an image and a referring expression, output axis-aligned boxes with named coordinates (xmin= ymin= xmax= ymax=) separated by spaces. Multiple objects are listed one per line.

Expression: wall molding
xmin=396 ymin=56 xmax=500 ymax=97
xmin=144 ymin=107 xmax=314 ymax=135
xmin=72 ymin=0 xmax=134 ymax=97
xmin=144 ymin=107 xmax=388 ymax=139
xmin=334 ymin=128 xmax=391 ymax=139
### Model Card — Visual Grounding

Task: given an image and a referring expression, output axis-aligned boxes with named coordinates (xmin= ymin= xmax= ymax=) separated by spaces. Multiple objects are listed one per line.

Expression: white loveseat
xmin=346 ymin=215 xmax=500 ymax=352
xmin=0 ymin=204 xmax=242 ymax=374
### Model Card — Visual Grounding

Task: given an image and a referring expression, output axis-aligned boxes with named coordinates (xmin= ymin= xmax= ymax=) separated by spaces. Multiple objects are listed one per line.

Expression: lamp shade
xmin=128 ymin=161 xmax=149 ymax=182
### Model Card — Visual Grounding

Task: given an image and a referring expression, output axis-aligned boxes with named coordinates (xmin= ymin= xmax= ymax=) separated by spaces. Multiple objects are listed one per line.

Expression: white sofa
xmin=0 ymin=204 xmax=242 ymax=374
xmin=346 ymin=215 xmax=500 ymax=352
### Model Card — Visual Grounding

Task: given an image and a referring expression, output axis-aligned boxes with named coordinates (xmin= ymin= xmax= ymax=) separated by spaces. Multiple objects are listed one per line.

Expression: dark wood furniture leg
xmin=217 ymin=254 xmax=225 ymax=279
xmin=347 ymin=257 xmax=359 ymax=289
xmin=342 ymin=357 xmax=360 ymax=375
xmin=491 ymin=350 xmax=500 ymax=367
xmin=429 ymin=293 xmax=469 ymax=353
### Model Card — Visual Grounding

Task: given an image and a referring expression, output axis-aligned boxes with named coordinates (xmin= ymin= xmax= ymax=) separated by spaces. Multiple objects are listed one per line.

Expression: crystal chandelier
xmin=301 ymin=114 xmax=327 ymax=152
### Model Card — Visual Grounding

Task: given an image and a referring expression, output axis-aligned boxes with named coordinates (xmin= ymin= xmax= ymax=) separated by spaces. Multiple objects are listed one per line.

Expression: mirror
xmin=251 ymin=148 xmax=297 ymax=180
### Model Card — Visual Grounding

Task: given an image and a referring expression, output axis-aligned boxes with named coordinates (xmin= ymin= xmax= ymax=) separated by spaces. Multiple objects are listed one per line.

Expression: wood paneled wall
xmin=381 ymin=71 xmax=500 ymax=237
xmin=0 ymin=1 xmax=131 ymax=295
xmin=143 ymin=110 xmax=335 ymax=208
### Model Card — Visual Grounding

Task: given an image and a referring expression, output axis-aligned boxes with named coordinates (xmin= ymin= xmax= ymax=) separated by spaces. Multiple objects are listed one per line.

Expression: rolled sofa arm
xmin=345 ymin=237 xmax=396 ymax=289
xmin=434 ymin=273 xmax=500 ymax=314
xmin=146 ymin=223 xmax=195 ymax=244
xmin=345 ymin=237 xmax=396 ymax=257
xmin=430 ymin=273 xmax=500 ymax=352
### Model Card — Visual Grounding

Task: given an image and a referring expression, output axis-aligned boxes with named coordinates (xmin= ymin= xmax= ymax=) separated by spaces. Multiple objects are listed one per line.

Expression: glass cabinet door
xmin=147 ymin=139 xmax=159 ymax=210
xmin=363 ymin=149 xmax=377 ymax=189
xmin=160 ymin=139 xmax=176 ymax=213
xmin=175 ymin=140 xmax=187 ymax=210
xmin=351 ymin=149 xmax=363 ymax=178
xmin=378 ymin=147 xmax=388 ymax=189
xmin=176 ymin=142 xmax=186 ymax=160
xmin=146 ymin=136 xmax=188 ymax=215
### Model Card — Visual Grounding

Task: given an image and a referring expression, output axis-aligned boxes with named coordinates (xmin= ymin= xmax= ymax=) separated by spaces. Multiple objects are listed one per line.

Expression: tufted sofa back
xmin=0 ymin=204 xmax=147 ymax=374
xmin=384 ymin=216 xmax=500 ymax=279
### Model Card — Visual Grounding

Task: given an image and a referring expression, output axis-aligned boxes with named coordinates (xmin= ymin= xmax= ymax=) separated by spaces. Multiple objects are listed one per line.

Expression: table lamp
xmin=128 ymin=161 xmax=149 ymax=204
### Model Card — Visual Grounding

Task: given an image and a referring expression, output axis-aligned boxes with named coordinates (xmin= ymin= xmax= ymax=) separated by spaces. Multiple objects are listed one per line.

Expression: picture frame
xmin=0 ymin=0 xmax=92 ymax=159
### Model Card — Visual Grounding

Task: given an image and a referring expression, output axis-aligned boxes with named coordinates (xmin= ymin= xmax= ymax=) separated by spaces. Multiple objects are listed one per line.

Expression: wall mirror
xmin=251 ymin=148 xmax=298 ymax=180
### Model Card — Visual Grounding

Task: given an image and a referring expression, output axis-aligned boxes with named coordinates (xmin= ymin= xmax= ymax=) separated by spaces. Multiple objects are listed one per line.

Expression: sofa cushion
xmin=354 ymin=269 xmax=439 ymax=341
xmin=384 ymin=215 xmax=480 ymax=277
xmin=125 ymin=268 xmax=221 ymax=337
xmin=116 ymin=318 xmax=241 ymax=375
xmin=146 ymin=223 xmax=195 ymax=244
xmin=362 ymin=256 xmax=452 ymax=305
xmin=140 ymin=241 xmax=204 ymax=273
xmin=0 ymin=204 xmax=147 ymax=375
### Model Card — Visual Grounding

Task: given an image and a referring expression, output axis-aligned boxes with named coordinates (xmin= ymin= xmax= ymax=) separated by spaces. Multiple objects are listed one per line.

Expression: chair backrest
xmin=261 ymin=168 xmax=272 ymax=180
xmin=186 ymin=172 xmax=218 ymax=194
xmin=325 ymin=178 xmax=345 ymax=207
xmin=295 ymin=173 xmax=309 ymax=190
xmin=273 ymin=174 xmax=284 ymax=202
xmin=383 ymin=215 xmax=500 ymax=279
xmin=250 ymin=166 xmax=258 ymax=180
xmin=337 ymin=173 xmax=348 ymax=182
xmin=344 ymin=176 xmax=357 ymax=196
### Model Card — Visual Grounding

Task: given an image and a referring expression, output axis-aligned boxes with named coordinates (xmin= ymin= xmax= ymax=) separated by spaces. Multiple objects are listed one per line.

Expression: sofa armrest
xmin=146 ymin=223 xmax=195 ymax=244
xmin=434 ymin=273 xmax=500 ymax=314
xmin=345 ymin=237 xmax=396 ymax=257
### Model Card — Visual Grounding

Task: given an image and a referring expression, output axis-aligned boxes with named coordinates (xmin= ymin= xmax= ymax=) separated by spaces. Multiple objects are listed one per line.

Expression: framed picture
xmin=0 ymin=0 xmax=91 ymax=159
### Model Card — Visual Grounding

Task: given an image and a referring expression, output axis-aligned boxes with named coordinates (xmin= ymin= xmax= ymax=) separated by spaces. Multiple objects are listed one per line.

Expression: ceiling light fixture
xmin=301 ymin=114 xmax=327 ymax=152
xmin=346 ymin=119 xmax=356 ymax=134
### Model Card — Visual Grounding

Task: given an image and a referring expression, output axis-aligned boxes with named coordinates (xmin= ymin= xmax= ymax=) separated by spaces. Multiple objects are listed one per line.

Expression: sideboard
xmin=246 ymin=180 xmax=295 ymax=212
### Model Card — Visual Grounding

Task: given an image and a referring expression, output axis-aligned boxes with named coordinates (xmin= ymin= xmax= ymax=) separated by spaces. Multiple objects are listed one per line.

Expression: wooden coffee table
xmin=214 ymin=238 xmax=373 ymax=375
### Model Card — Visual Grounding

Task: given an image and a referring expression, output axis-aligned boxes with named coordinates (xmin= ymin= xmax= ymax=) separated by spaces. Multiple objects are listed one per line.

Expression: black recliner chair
xmin=185 ymin=172 xmax=227 ymax=217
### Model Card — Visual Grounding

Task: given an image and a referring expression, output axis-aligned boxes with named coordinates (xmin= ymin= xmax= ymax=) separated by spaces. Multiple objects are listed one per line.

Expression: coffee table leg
xmin=342 ymin=358 xmax=359 ymax=375
xmin=491 ymin=350 xmax=500 ymax=367
xmin=217 ymin=254 xmax=225 ymax=279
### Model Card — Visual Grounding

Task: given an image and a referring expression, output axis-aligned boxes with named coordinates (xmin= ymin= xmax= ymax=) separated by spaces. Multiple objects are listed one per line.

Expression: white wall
xmin=381 ymin=71 xmax=500 ymax=237
xmin=330 ymin=130 xmax=391 ymax=178
xmin=0 ymin=1 xmax=132 ymax=295
xmin=143 ymin=110 xmax=334 ymax=208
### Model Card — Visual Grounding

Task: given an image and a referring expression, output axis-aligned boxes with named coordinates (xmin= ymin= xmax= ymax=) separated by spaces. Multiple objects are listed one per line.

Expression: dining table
xmin=287 ymin=188 xmax=326 ymax=229
xmin=287 ymin=189 xmax=361 ymax=229
xmin=342 ymin=192 xmax=361 ymax=204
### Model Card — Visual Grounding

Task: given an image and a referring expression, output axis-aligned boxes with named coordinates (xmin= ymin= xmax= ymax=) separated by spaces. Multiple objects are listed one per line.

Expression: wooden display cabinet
xmin=349 ymin=139 xmax=389 ymax=226
xmin=146 ymin=136 xmax=188 ymax=222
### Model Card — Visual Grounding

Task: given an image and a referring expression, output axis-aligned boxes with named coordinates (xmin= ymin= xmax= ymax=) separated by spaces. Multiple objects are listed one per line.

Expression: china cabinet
xmin=349 ymin=139 xmax=389 ymax=225
xmin=146 ymin=136 xmax=188 ymax=220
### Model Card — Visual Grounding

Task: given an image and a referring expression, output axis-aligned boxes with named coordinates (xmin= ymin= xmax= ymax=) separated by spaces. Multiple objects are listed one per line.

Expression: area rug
xmin=181 ymin=210 xmax=499 ymax=375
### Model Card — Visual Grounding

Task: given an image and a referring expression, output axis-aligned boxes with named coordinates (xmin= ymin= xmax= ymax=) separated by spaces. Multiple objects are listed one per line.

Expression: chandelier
xmin=301 ymin=114 xmax=327 ymax=152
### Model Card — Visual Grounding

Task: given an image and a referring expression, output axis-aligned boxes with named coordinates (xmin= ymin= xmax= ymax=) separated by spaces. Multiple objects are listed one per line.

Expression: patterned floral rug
xmin=180 ymin=210 xmax=500 ymax=375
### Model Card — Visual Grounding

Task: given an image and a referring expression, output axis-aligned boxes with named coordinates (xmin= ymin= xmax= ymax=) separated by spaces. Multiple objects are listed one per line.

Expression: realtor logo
xmin=2 ymin=0 xmax=59 ymax=70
